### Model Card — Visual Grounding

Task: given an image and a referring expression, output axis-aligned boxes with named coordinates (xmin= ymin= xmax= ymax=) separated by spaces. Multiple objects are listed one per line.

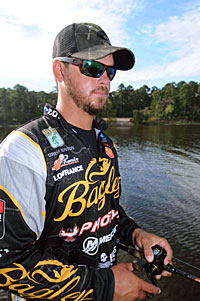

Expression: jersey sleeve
xmin=0 ymin=131 xmax=114 ymax=301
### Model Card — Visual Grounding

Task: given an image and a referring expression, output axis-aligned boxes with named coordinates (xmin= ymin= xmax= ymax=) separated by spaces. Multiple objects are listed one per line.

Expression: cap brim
xmin=71 ymin=45 xmax=135 ymax=70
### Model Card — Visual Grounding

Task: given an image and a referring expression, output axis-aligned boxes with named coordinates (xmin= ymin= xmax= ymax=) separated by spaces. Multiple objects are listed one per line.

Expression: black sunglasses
xmin=56 ymin=57 xmax=116 ymax=81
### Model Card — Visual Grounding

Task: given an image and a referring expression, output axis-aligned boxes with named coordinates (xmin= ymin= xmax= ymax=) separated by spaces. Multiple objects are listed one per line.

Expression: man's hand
xmin=132 ymin=228 xmax=173 ymax=278
xmin=111 ymin=262 xmax=161 ymax=300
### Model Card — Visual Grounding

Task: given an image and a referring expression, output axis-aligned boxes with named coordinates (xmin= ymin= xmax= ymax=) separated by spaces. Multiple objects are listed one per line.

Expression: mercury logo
xmin=82 ymin=225 xmax=118 ymax=256
xmin=83 ymin=237 xmax=99 ymax=255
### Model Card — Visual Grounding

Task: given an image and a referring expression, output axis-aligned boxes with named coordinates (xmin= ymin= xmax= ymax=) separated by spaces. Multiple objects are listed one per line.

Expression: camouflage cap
xmin=52 ymin=23 xmax=135 ymax=70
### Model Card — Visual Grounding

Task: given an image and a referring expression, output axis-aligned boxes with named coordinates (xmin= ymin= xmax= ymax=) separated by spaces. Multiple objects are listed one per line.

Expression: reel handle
xmin=132 ymin=259 xmax=155 ymax=299
xmin=133 ymin=258 xmax=146 ymax=272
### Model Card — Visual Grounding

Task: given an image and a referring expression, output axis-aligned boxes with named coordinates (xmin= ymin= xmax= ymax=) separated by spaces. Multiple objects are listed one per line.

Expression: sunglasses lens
xmin=107 ymin=67 xmax=116 ymax=81
xmin=82 ymin=61 xmax=104 ymax=78
xmin=81 ymin=60 xmax=116 ymax=81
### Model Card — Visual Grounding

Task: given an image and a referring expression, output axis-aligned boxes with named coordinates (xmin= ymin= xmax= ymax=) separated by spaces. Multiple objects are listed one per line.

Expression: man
xmin=0 ymin=23 xmax=172 ymax=300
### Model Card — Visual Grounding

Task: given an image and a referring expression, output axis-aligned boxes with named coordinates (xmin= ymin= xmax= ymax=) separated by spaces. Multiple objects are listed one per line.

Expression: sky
xmin=0 ymin=0 xmax=200 ymax=92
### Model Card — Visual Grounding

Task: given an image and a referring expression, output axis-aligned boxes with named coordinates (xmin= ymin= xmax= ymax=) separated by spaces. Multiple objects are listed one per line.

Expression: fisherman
xmin=0 ymin=23 xmax=172 ymax=300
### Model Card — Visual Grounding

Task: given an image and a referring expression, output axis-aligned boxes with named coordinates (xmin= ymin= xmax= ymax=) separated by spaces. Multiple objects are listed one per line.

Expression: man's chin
xmin=82 ymin=102 xmax=104 ymax=116
xmin=84 ymin=106 xmax=103 ymax=116
xmin=82 ymin=95 xmax=107 ymax=116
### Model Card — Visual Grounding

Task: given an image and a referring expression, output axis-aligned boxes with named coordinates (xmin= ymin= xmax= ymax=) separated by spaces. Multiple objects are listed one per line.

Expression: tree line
xmin=0 ymin=81 xmax=200 ymax=125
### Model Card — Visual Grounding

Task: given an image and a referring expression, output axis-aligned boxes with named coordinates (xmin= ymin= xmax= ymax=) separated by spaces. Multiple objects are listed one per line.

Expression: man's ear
xmin=53 ymin=60 xmax=65 ymax=82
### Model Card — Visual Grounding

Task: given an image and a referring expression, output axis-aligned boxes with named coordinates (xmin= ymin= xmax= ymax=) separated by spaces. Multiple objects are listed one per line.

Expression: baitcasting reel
xmin=119 ymin=243 xmax=200 ymax=298
xmin=134 ymin=245 xmax=167 ymax=283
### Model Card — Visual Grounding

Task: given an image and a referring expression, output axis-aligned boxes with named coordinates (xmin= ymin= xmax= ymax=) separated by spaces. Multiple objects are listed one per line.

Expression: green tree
xmin=150 ymin=88 xmax=163 ymax=120
xmin=36 ymin=91 xmax=51 ymax=115
xmin=177 ymin=81 xmax=199 ymax=120
xmin=8 ymin=85 xmax=29 ymax=123
xmin=0 ymin=88 xmax=8 ymax=123
xmin=102 ymin=97 xmax=116 ymax=118
xmin=161 ymin=83 xmax=177 ymax=120
xmin=133 ymin=85 xmax=152 ymax=110
xmin=29 ymin=91 xmax=41 ymax=120
xmin=1 ymin=80 xmax=200 ymax=124
xmin=132 ymin=109 xmax=144 ymax=124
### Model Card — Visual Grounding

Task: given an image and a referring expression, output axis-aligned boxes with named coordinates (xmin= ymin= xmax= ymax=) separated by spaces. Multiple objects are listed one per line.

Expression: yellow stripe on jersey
xmin=41 ymin=210 xmax=46 ymax=221
xmin=10 ymin=293 xmax=14 ymax=301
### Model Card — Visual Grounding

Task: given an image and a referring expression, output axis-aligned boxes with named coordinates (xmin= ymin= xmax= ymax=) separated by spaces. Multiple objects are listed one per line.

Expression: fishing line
xmin=173 ymin=256 xmax=200 ymax=273
xmin=118 ymin=243 xmax=200 ymax=284
xmin=119 ymin=243 xmax=200 ymax=272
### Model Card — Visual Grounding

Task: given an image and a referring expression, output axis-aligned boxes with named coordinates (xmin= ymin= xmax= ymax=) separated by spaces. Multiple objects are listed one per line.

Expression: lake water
xmin=1 ymin=124 xmax=200 ymax=300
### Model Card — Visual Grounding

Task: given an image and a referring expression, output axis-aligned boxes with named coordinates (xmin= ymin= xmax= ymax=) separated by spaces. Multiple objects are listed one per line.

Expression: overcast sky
xmin=1 ymin=0 xmax=200 ymax=92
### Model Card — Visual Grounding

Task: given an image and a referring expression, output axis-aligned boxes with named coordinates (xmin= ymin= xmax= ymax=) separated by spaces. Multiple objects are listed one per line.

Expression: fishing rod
xmin=118 ymin=243 xmax=200 ymax=285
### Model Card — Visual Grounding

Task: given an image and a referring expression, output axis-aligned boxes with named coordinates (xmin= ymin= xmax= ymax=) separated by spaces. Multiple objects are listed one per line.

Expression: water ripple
xmin=107 ymin=124 xmax=200 ymax=300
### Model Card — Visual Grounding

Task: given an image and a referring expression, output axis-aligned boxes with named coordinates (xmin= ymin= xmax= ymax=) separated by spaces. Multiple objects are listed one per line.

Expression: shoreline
xmin=1 ymin=119 xmax=200 ymax=128
xmin=105 ymin=118 xmax=200 ymax=126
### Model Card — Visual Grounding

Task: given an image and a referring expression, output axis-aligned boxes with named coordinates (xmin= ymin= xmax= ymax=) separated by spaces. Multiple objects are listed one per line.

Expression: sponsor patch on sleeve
xmin=0 ymin=200 xmax=5 ymax=239
xmin=105 ymin=147 xmax=114 ymax=159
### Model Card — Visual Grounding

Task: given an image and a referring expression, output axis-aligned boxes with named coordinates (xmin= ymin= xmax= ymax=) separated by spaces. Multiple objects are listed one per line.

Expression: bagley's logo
xmin=52 ymin=154 xmax=79 ymax=171
xmin=54 ymin=158 xmax=120 ymax=222
xmin=0 ymin=260 xmax=93 ymax=299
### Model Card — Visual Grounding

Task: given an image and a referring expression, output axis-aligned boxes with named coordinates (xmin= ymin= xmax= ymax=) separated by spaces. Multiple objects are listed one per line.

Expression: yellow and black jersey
xmin=0 ymin=104 xmax=139 ymax=301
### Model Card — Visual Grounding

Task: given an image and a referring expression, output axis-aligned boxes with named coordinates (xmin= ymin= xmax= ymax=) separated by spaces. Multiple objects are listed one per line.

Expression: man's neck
xmin=56 ymin=97 xmax=93 ymax=130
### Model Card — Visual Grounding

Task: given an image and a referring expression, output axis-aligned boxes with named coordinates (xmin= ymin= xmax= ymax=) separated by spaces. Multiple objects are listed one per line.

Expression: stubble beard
xmin=66 ymin=76 xmax=109 ymax=116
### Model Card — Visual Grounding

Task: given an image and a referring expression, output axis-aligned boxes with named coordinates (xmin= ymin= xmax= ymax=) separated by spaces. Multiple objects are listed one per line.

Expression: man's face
xmin=63 ymin=54 xmax=114 ymax=115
